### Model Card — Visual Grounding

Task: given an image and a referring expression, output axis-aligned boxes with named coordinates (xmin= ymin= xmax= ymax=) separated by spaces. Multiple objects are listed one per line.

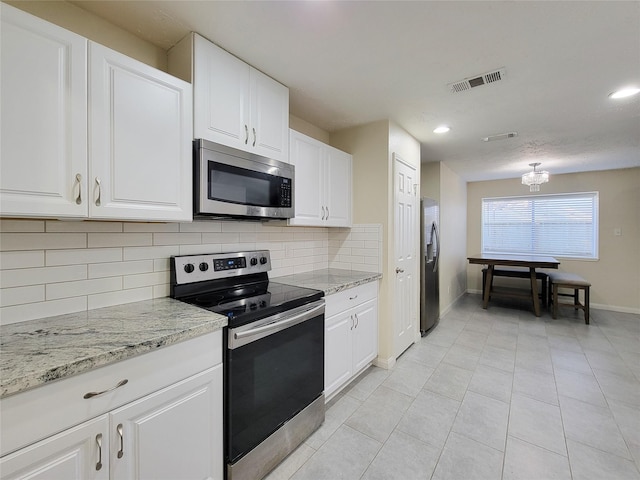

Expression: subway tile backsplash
xmin=0 ymin=219 xmax=382 ymax=325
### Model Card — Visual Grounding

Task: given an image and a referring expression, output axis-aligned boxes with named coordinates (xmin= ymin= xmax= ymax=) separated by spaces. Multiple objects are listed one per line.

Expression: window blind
xmin=482 ymin=192 xmax=599 ymax=259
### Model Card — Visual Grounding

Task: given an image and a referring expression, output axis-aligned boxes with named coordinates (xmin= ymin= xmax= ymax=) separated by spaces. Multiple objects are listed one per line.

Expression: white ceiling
xmin=71 ymin=0 xmax=640 ymax=181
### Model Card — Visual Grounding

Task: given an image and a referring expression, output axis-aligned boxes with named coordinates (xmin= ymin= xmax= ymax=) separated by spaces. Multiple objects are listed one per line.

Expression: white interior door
xmin=393 ymin=154 xmax=418 ymax=358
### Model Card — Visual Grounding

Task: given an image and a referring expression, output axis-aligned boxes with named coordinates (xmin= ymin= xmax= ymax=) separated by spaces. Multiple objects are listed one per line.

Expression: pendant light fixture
xmin=521 ymin=162 xmax=549 ymax=192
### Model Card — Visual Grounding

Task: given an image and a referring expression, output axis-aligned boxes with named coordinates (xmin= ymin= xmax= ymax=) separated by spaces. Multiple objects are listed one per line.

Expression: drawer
xmin=325 ymin=281 xmax=378 ymax=319
xmin=0 ymin=330 xmax=222 ymax=457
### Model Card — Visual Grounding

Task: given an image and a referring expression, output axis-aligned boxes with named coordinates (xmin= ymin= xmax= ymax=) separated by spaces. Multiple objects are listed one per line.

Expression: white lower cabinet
xmin=109 ymin=366 xmax=222 ymax=480
xmin=324 ymin=282 xmax=378 ymax=400
xmin=0 ymin=332 xmax=223 ymax=480
xmin=0 ymin=416 xmax=109 ymax=480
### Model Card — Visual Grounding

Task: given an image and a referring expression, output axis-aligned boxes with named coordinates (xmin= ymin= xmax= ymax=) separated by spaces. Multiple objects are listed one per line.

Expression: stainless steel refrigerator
xmin=420 ymin=197 xmax=440 ymax=335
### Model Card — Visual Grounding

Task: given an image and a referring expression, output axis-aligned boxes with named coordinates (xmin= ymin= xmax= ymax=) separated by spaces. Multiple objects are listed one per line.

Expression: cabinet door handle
xmin=244 ymin=125 xmax=249 ymax=145
xmin=117 ymin=423 xmax=124 ymax=458
xmin=350 ymin=314 xmax=354 ymax=330
xmin=83 ymin=378 xmax=128 ymax=399
xmin=326 ymin=206 xmax=329 ymax=220
xmin=95 ymin=433 xmax=103 ymax=471
xmin=396 ymin=267 xmax=404 ymax=274
xmin=75 ymin=173 xmax=82 ymax=205
xmin=95 ymin=177 xmax=102 ymax=206
xmin=252 ymin=127 xmax=256 ymax=147
xmin=321 ymin=206 xmax=325 ymax=220
xmin=354 ymin=313 xmax=359 ymax=329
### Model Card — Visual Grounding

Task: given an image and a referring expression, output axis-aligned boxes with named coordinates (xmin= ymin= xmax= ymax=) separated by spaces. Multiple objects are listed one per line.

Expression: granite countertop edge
xmin=0 ymin=298 xmax=227 ymax=399
xmin=274 ymin=268 xmax=382 ymax=296
xmin=1 ymin=270 xmax=379 ymax=398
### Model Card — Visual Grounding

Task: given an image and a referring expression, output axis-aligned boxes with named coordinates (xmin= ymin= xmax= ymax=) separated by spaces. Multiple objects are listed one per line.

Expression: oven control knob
xmin=260 ymin=256 xmax=268 ymax=265
xmin=249 ymin=303 xmax=257 ymax=310
xmin=250 ymin=257 xmax=258 ymax=266
xmin=259 ymin=300 xmax=267 ymax=308
xmin=184 ymin=263 xmax=195 ymax=274
xmin=199 ymin=262 xmax=209 ymax=272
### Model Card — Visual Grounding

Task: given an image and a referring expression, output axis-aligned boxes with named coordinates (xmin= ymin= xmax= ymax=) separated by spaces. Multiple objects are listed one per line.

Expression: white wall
xmin=0 ymin=219 xmax=381 ymax=325
xmin=439 ymin=162 xmax=468 ymax=313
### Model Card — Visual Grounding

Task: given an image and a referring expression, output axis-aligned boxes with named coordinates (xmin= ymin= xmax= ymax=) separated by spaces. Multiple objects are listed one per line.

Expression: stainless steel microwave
xmin=193 ymin=139 xmax=294 ymax=220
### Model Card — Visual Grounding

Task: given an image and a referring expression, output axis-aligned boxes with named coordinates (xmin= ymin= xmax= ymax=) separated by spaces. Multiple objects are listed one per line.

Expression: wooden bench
xmin=482 ymin=266 xmax=549 ymax=307
xmin=547 ymin=271 xmax=591 ymax=324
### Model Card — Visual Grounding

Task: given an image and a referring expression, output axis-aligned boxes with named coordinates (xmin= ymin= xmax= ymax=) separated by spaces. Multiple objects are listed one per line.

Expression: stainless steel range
xmin=170 ymin=250 xmax=325 ymax=480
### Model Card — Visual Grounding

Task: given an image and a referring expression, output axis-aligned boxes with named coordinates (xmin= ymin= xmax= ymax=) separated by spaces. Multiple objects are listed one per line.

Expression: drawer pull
xmin=83 ymin=379 xmax=128 ymax=399
xmin=349 ymin=294 xmax=358 ymax=300
xmin=117 ymin=423 xmax=124 ymax=458
xmin=95 ymin=433 xmax=103 ymax=471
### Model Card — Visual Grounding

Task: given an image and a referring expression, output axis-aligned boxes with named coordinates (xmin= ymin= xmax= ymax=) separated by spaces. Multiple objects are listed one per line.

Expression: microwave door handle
xmin=230 ymin=302 xmax=324 ymax=348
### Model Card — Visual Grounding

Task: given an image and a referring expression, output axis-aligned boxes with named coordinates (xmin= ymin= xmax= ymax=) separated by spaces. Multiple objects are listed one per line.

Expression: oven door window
xmin=208 ymin=161 xmax=291 ymax=208
xmin=226 ymin=315 xmax=324 ymax=464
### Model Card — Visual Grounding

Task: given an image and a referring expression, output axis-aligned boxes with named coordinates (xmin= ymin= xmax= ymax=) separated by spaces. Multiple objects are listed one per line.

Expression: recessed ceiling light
xmin=433 ymin=126 xmax=450 ymax=134
xmin=609 ymin=87 xmax=640 ymax=99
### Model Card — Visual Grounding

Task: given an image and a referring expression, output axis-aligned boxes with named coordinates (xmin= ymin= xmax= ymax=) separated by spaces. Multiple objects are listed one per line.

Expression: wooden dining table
xmin=467 ymin=253 xmax=560 ymax=317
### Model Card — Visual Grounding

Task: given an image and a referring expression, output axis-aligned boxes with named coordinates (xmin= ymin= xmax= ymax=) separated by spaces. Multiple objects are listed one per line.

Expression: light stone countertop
xmin=274 ymin=268 xmax=382 ymax=296
xmin=0 ymin=297 xmax=227 ymax=398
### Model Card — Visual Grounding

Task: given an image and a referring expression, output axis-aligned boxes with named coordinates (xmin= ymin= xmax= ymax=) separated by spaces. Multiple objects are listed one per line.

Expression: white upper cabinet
xmin=288 ymin=130 xmax=352 ymax=227
xmin=289 ymin=131 xmax=324 ymax=224
xmin=0 ymin=4 xmax=193 ymax=222
xmin=325 ymin=146 xmax=352 ymax=227
xmin=0 ymin=3 xmax=88 ymax=218
xmin=191 ymin=34 xmax=289 ymax=163
xmin=89 ymin=43 xmax=192 ymax=221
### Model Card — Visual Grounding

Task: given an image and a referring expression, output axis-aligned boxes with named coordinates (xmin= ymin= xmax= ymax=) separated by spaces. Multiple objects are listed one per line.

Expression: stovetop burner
xmin=180 ymin=280 xmax=321 ymax=327
xmin=170 ymin=250 xmax=324 ymax=328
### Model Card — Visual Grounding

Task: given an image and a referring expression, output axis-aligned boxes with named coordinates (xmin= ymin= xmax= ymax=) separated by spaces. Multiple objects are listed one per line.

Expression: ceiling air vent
xmin=448 ymin=68 xmax=506 ymax=93
xmin=482 ymin=132 xmax=518 ymax=142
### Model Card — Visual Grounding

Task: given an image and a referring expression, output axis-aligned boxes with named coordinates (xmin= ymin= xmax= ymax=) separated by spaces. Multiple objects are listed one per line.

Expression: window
xmin=482 ymin=192 xmax=599 ymax=259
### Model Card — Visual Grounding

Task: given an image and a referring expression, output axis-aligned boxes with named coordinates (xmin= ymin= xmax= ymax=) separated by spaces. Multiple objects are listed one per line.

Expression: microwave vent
xmin=448 ymin=68 xmax=506 ymax=93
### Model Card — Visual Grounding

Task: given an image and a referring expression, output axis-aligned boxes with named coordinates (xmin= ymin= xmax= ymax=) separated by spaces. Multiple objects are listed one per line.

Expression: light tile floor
xmin=266 ymin=294 xmax=640 ymax=480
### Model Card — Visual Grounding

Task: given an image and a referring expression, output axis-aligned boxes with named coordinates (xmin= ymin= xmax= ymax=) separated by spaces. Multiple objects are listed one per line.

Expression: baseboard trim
xmin=464 ymin=290 xmax=640 ymax=315
xmin=590 ymin=303 xmax=640 ymax=315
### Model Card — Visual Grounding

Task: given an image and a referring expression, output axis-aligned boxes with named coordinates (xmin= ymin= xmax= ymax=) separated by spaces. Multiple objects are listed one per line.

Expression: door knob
xmin=396 ymin=267 xmax=404 ymax=274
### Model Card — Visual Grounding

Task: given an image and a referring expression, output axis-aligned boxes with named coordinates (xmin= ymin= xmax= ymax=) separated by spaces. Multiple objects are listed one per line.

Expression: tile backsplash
xmin=0 ymin=219 xmax=382 ymax=325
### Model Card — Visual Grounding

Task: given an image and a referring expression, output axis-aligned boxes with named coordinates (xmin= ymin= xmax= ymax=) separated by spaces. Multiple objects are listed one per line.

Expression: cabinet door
xmin=193 ymin=34 xmax=250 ymax=150
xmin=250 ymin=69 xmax=289 ymax=162
xmin=0 ymin=4 xmax=88 ymax=218
xmin=89 ymin=42 xmax=193 ymax=221
xmin=109 ymin=366 xmax=223 ymax=480
xmin=325 ymin=146 xmax=352 ymax=227
xmin=324 ymin=313 xmax=353 ymax=399
xmin=0 ymin=415 xmax=108 ymax=480
xmin=352 ymin=299 xmax=378 ymax=373
xmin=289 ymin=131 xmax=324 ymax=226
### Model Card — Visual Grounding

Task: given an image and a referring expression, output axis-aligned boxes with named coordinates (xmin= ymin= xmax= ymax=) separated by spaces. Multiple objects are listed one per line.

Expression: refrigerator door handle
xmin=432 ymin=222 xmax=440 ymax=273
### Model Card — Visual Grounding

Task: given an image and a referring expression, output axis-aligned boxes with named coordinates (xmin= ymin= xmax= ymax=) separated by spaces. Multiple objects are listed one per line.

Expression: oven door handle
xmin=229 ymin=301 xmax=324 ymax=348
